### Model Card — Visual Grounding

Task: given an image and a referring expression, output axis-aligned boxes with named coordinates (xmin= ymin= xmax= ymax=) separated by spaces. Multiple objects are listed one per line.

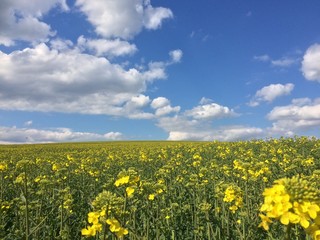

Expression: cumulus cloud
xmin=0 ymin=126 xmax=122 ymax=144
xmin=167 ymin=126 xmax=263 ymax=141
xmin=169 ymin=49 xmax=183 ymax=63
xmin=267 ymin=98 xmax=320 ymax=135
xmin=185 ymin=102 xmax=236 ymax=119
xmin=154 ymin=105 xmax=180 ymax=116
xmin=248 ymin=83 xmax=294 ymax=107
xmin=0 ymin=0 xmax=68 ymax=46
xmin=0 ymin=43 xmax=169 ymax=117
xmin=122 ymin=94 xmax=154 ymax=119
xmin=158 ymin=111 xmax=262 ymax=141
xmin=155 ymin=100 xmax=260 ymax=141
xmin=151 ymin=97 xmax=170 ymax=109
xmin=77 ymin=36 xmax=137 ymax=57
xmin=268 ymin=98 xmax=320 ymax=121
xmin=301 ymin=43 xmax=320 ymax=82
xmin=75 ymin=0 xmax=173 ymax=39
xmin=151 ymin=97 xmax=180 ymax=116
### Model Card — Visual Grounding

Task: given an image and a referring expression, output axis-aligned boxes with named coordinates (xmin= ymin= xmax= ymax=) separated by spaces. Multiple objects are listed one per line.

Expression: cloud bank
xmin=267 ymin=98 xmax=320 ymax=135
xmin=0 ymin=126 xmax=122 ymax=144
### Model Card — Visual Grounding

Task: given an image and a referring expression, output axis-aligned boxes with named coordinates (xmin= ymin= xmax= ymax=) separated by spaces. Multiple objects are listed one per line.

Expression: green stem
xmin=285 ymin=224 xmax=292 ymax=240
xmin=60 ymin=199 xmax=64 ymax=235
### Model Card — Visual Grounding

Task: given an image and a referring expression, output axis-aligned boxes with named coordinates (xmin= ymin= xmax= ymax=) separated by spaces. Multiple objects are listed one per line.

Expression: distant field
xmin=0 ymin=137 xmax=319 ymax=239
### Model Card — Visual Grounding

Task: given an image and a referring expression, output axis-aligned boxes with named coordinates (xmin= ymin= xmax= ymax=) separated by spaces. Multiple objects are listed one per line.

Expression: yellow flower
xmin=148 ymin=194 xmax=155 ymax=201
xmin=258 ymin=214 xmax=272 ymax=231
xmin=280 ymin=211 xmax=300 ymax=225
xmin=52 ymin=164 xmax=58 ymax=171
xmin=223 ymin=186 xmax=235 ymax=203
xmin=0 ymin=163 xmax=7 ymax=171
xmin=223 ymin=185 xmax=243 ymax=213
xmin=115 ymin=227 xmax=129 ymax=238
xmin=313 ymin=230 xmax=320 ymax=240
xmin=100 ymin=209 xmax=106 ymax=217
xmin=106 ymin=218 xmax=121 ymax=232
xmin=126 ymin=186 xmax=135 ymax=197
xmin=81 ymin=226 xmax=97 ymax=237
xmin=88 ymin=212 xmax=100 ymax=225
xmin=156 ymin=188 xmax=163 ymax=194
xmin=114 ymin=176 xmax=130 ymax=187
xmin=307 ymin=203 xmax=319 ymax=219
xmin=106 ymin=218 xmax=128 ymax=237
xmin=260 ymin=175 xmax=320 ymax=237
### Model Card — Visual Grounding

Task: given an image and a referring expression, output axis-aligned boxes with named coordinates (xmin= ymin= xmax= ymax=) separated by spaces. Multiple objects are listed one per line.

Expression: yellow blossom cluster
xmin=81 ymin=190 xmax=129 ymax=239
xmin=106 ymin=218 xmax=129 ymax=238
xmin=223 ymin=185 xmax=243 ymax=213
xmin=82 ymin=211 xmax=129 ymax=238
xmin=81 ymin=211 xmax=103 ymax=237
xmin=0 ymin=162 xmax=7 ymax=171
xmin=114 ymin=169 xmax=140 ymax=198
xmin=259 ymin=176 xmax=320 ymax=239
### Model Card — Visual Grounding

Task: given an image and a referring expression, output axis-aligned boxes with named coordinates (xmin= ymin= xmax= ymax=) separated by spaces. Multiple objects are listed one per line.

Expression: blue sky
xmin=0 ymin=0 xmax=320 ymax=143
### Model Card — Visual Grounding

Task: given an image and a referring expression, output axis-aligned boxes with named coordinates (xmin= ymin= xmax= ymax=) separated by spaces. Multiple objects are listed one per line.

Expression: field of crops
xmin=0 ymin=137 xmax=320 ymax=239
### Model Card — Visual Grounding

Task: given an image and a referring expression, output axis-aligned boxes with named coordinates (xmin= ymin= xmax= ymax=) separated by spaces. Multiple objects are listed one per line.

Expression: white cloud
xmin=143 ymin=3 xmax=173 ymax=29
xmin=168 ymin=131 xmax=210 ymax=141
xmin=122 ymin=94 xmax=154 ymax=119
xmin=50 ymin=38 xmax=74 ymax=52
xmin=104 ymin=132 xmax=123 ymax=140
xmin=157 ymin=115 xmax=203 ymax=133
xmin=0 ymin=43 xmax=168 ymax=117
xmin=155 ymin=101 xmax=260 ymax=141
xmin=0 ymin=126 xmax=122 ymax=144
xmin=151 ymin=97 xmax=180 ymax=116
xmin=217 ymin=126 xmax=264 ymax=141
xmin=185 ymin=102 xmax=236 ymax=119
xmin=271 ymin=57 xmax=297 ymax=67
xmin=248 ymin=83 xmax=294 ymax=107
xmin=267 ymin=98 xmax=320 ymax=135
xmin=24 ymin=120 xmax=33 ymax=126
xmin=301 ymin=43 xmax=320 ymax=82
xmin=199 ymin=97 xmax=213 ymax=105
xmin=254 ymin=54 xmax=298 ymax=67
xmin=155 ymin=105 xmax=180 ymax=116
xmin=157 ymin=101 xmax=237 ymax=133
xmin=0 ymin=0 xmax=68 ymax=46
xmin=167 ymin=126 xmax=263 ymax=141
xmin=268 ymin=98 xmax=320 ymax=121
xmin=254 ymin=54 xmax=271 ymax=62
xmin=75 ymin=0 xmax=173 ymax=39
xmin=77 ymin=36 xmax=137 ymax=57
xmin=169 ymin=49 xmax=183 ymax=63
xmin=128 ymin=94 xmax=150 ymax=107
xmin=151 ymin=97 xmax=170 ymax=109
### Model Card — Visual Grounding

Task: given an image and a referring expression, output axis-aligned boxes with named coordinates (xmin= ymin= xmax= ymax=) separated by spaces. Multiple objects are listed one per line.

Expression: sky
xmin=0 ymin=0 xmax=320 ymax=143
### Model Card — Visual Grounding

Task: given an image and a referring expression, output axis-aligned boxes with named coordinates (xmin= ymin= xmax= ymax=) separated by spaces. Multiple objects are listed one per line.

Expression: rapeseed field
xmin=0 ymin=137 xmax=319 ymax=239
